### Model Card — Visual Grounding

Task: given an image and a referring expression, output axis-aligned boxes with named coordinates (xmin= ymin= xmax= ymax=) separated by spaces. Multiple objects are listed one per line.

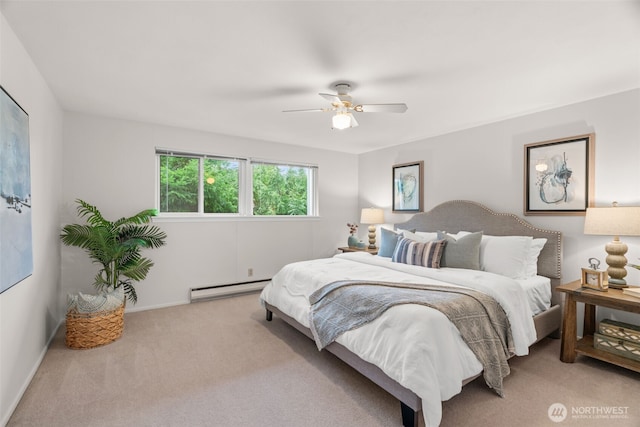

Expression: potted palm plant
xmin=61 ymin=199 xmax=167 ymax=348
xmin=61 ymin=199 xmax=167 ymax=305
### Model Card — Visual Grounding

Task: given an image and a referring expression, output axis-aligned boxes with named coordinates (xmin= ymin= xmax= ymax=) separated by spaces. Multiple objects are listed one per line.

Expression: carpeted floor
xmin=7 ymin=293 xmax=640 ymax=427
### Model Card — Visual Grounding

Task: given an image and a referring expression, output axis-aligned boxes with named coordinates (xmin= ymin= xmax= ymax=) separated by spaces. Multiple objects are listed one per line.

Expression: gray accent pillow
xmin=437 ymin=231 xmax=483 ymax=270
xmin=378 ymin=227 xmax=402 ymax=258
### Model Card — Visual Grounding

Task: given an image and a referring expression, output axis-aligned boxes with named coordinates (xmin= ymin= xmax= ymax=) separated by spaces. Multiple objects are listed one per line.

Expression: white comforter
xmin=259 ymin=252 xmax=538 ymax=427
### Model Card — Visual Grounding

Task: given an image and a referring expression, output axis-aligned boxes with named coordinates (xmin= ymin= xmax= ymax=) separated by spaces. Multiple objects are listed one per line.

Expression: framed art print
xmin=524 ymin=134 xmax=594 ymax=216
xmin=0 ymin=85 xmax=33 ymax=294
xmin=392 ymin=161 xmax=423 ymax=213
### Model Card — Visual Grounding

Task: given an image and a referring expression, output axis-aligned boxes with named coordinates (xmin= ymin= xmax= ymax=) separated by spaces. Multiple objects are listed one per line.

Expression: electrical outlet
xmin=248 ymin=268 xmax=253 ymax=277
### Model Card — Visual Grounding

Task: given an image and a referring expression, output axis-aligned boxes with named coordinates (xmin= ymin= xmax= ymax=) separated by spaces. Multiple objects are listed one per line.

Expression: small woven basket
xmin=65 ymin=303 xmax=125 ymax=349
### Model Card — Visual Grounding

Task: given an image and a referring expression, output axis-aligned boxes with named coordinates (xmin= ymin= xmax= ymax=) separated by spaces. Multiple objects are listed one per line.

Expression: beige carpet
xmin=7 ymin=293 xmax=640 ymax=427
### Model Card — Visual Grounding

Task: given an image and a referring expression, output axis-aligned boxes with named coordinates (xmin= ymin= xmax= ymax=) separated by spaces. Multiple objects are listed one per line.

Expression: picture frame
xmin=524 ymin=133 xmax=594 ymax=216
xmin=392 ymin=161 xmax=424 ymax=213
xmin=0 ymin=85 xmax=33 ymax=294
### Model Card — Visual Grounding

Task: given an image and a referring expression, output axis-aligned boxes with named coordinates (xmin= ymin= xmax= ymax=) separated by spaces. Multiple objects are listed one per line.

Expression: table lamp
xmin=583 ymin=202 xmax=640 ymax=288
xmin=360 ymin=208 xmax=384 ymax=249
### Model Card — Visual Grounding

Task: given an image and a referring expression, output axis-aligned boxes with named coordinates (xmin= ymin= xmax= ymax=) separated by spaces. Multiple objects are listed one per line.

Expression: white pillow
xmin=480 ymin=235 xmax=533 ymax=279
xmin=458 ymin=232 xmax=547 ymax=279
xmin=525 ymin=238 xmax=547 ymax=277
xmin=401 ymin=230 xmax=439 ymax=243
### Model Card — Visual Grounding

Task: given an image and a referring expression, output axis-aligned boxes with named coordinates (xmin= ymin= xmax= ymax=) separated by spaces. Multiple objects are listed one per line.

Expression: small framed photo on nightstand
xmin=581 ymin=267 xmax=608 ymax=291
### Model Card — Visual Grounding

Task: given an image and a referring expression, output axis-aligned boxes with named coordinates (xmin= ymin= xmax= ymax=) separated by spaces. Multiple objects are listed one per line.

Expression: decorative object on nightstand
xmin=360 ymin=208 xmax=384 ymax=249
xmin=347 ymin=222 xmax=359 ymax=248
xmin=583 ymin=202 xmax=640 ymax=288
xmin=580 ymin=257 xmax=608 ymax=291
xmin=594 ymin=318 xmax=640 ymax=363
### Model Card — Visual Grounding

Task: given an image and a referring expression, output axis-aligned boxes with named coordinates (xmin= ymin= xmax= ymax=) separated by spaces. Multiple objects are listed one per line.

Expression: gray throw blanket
xmin=308 ymin=280 xmax=515 ymax=396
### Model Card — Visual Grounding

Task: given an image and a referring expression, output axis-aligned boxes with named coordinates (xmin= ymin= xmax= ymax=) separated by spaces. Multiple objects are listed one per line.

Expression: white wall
xmin=359 ymin=89 xmax=640 ymax=328
xmin=61 ymin=112 xmax=359 ymax=311
xmin=0 ymin=13 xmax=64 ymax=426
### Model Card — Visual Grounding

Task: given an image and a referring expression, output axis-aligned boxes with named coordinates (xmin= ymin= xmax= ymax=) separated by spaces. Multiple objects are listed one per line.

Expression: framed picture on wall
xmin=0 ymin=85 xmax=33 ymax=294
xmin=524 ymin=133 xmax=595 ymax=216
xmin=392 ymin=161 xmax=424 ymax=213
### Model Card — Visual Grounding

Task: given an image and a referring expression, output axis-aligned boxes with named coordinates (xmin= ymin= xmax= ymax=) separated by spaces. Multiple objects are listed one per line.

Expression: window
xmin=158 ymin=151 xmax=241 ymax=214
xmin=156 ymin=149 xmax=317 ymax=217
xmin=252 ymin=161 xmax=314 ymax=216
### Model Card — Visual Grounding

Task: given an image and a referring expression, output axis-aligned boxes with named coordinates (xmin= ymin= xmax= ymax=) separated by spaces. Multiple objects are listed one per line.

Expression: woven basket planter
xmin=65 ymin=303 xmax=125 ymax=349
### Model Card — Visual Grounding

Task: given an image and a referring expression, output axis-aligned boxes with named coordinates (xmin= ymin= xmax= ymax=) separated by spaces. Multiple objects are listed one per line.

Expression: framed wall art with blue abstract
xmin=0 ymin=85 xmax=33 ymax=294
xmin=524 ymin=133 xmax=595 ymax=216
xmin=392 ymin=161 xmax=424 ymax=213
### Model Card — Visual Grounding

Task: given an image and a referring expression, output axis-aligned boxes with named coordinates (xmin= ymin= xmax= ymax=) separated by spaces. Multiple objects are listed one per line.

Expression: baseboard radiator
xmin=190 ymin=279 xmax=270 ymax=302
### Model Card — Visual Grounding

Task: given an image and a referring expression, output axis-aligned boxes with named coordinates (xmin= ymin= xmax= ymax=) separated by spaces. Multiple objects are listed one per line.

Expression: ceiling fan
xmin=283 ymin=83 xmax=408 ymax=130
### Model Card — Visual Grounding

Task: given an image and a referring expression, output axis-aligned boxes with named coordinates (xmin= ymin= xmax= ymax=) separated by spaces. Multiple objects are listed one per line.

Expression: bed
xmin=260 ymin=200 xmax=563 ymax=427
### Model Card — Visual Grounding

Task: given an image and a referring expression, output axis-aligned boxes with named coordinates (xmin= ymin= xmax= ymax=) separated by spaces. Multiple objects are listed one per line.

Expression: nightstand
xmin=557 ymin=279 xmax=640 ymax=373
xmin=338 ymin=246 xmax=378 ymax=255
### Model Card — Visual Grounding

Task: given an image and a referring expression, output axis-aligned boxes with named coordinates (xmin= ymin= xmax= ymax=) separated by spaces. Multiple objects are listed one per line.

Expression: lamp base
xmin=605 ymin=238 xmax=628 ymax=289
xmin=368 ymin=225 xmax=377 ymax=249
xmin=607 ymin=278 xmax=628 ymax=289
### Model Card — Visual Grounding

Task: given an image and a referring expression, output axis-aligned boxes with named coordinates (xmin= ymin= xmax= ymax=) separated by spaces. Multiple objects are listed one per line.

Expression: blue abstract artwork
xmin=0 ymin=86 xmax=32 ymax=294
xmin=525 ymin=134 xmax=593 ymax=215
xmin=392 ymin=161 xmax=424 ymax=212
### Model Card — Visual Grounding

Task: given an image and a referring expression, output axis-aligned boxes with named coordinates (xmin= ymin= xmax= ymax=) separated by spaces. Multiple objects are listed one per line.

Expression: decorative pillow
xmin=525 ymin=238 xmax=547 ymax=277
xmin=392 ymin=237 xmax=446 ymax=268
xmin=480 ymin=235 xmax=533 ymax=279
xmin=437 ymin=231 xmax=482 ymax=270
xmin=378 ymin=227 xmax=402 ymax=258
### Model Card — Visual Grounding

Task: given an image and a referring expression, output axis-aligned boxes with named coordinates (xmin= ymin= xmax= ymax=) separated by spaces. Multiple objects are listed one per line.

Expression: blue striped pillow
xmin=392 ymin=237 xmax=447 ymax=268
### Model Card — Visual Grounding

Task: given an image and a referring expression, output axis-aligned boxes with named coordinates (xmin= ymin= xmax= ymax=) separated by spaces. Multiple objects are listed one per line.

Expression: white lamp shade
xmin=360 ymin=208 xmax=384 ymax=224
xmin=584 ymin=206 xmax=640 ymax=236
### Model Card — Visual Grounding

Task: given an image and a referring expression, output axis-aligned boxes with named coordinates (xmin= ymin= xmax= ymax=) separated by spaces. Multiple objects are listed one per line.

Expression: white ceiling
xmin=2 ymin=0 xmax=639 ymax=154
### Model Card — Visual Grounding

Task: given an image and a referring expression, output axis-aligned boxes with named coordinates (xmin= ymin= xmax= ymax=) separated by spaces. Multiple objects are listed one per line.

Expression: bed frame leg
xmin=401 ymin=402 xmax=419 ymax=427
xmin=266 ymin=309 xmax=273 ymax=321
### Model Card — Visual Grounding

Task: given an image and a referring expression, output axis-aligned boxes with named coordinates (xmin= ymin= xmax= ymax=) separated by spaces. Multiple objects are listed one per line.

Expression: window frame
xmin=155 ymin=148 xmax=319 ymax=219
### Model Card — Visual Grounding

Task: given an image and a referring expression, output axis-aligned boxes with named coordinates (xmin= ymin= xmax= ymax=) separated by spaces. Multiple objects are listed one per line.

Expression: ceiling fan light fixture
xmin=332 ymin=112 xmax=352 ymax=130
xmin=284 ymin=83 xmax=406 ymax=129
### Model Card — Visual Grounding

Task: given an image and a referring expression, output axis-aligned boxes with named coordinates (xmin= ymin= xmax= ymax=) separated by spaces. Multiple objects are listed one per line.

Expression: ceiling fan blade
xmin=319 ymin=93 xmax=342 ymax=104
xmin=350 ymin=114 xmax=359 ymax=128
xmin=356 ymin=103 xmax=408 ymax=113
xmin=282 ymin=108 xmax=328 ymax=113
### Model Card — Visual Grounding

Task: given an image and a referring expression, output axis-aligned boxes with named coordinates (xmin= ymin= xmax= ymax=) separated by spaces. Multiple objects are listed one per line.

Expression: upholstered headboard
xmin=395 ymin=200 xmax=563 ymax=290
